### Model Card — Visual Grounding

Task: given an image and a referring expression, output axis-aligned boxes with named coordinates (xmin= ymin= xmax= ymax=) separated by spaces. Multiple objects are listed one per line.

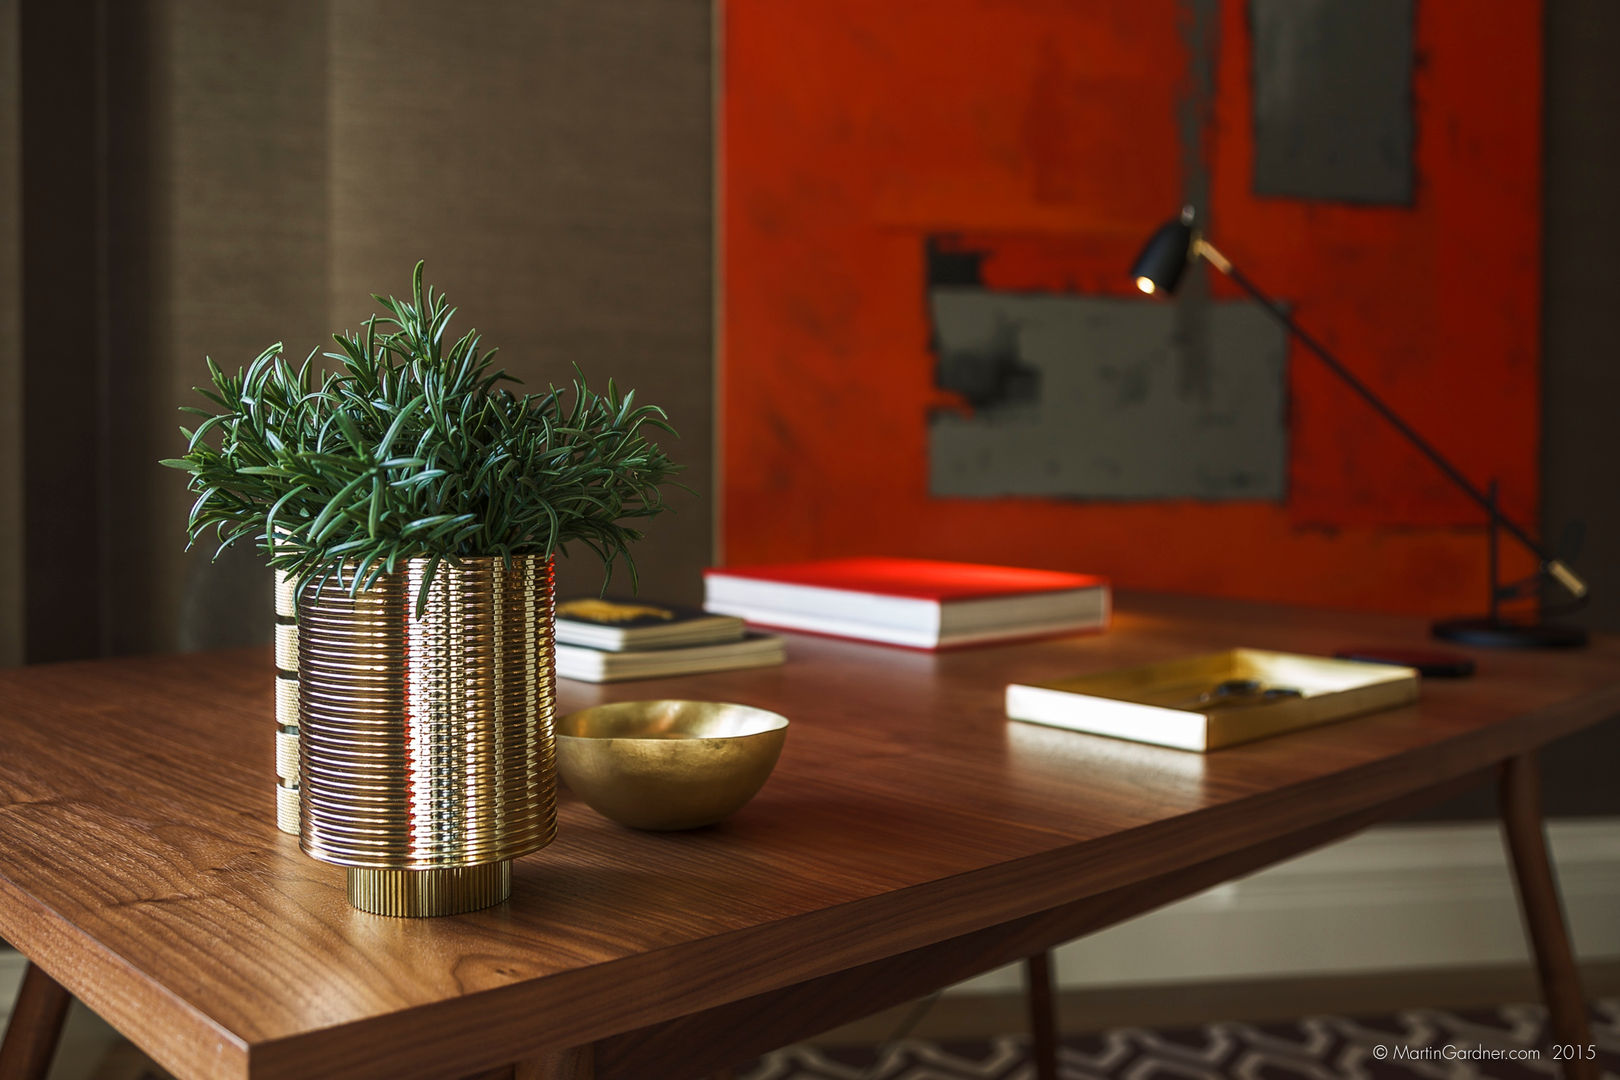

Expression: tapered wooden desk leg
xmin=508 ymin=1043 xmax=595 ymax=1080
xmin=0 ymin=962 xmax=72 ymax=1080
xmin=1025 ymin=952 xmax=1059 ymax=1080
xmin=1500 ymin=754 xmax=1596 ymax=1080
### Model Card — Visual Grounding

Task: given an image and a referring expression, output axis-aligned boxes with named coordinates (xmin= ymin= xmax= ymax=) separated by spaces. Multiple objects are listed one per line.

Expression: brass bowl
xmin=556 ymin=700 xmax=788 ymax=830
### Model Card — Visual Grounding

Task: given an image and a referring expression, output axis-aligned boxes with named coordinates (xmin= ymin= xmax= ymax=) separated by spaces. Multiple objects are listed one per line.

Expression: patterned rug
xmin=90 ymin=999 xmax=1620 ymax=1079
xmin=738 ymin=1000 xmax=1620 ymax=1080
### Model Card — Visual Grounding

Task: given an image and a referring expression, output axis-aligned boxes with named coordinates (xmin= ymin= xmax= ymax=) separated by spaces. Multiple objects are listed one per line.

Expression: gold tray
xmin=1006 ymin=648 xmax=1418 ymax=751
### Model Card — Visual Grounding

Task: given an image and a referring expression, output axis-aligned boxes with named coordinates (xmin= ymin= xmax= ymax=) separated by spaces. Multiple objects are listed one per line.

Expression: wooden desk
xmin=0 ymin=593 xmax=1614 ymax=1080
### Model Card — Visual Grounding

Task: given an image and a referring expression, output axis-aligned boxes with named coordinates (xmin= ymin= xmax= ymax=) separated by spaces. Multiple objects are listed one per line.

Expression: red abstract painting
xmin=720 ymin=0 xmax=1542 ymax=615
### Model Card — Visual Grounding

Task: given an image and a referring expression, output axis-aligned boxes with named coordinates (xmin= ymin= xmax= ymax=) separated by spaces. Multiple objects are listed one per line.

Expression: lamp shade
xmin=1129 ymin=217 xmax=1194 ymax=296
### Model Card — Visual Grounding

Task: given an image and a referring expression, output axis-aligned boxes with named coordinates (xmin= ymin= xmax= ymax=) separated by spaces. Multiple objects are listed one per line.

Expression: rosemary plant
xmin=162 ymin=263 xmax=683 ymax=611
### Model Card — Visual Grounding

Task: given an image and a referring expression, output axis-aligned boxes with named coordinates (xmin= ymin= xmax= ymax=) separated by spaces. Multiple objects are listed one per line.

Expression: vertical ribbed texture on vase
xmin=295 ymin=555 xmax=557 ymax=916
xmin=273 ymin=570 xmax=301 ymax=835
xmin=346 ymin=863 xmax=512 ymax=918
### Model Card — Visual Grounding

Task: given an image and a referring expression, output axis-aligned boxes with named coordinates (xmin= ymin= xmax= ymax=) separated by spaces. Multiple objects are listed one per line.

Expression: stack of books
xmin=703 ymin=557 xmax=1109 ymax=649
xmin=554 ymin=598 xmax=786 ymax=683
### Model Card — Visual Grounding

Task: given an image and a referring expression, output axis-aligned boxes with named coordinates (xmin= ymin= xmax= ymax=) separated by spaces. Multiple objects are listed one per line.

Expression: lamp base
xmin=1431 ymin=616 xmax=1588 ymax=649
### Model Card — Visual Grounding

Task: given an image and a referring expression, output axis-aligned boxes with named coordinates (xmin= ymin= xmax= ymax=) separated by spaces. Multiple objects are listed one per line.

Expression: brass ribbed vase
xmin=295 ymin=555 xmax=558 ymax=916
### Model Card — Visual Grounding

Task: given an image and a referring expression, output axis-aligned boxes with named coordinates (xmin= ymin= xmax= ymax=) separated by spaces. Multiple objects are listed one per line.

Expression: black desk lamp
xmin=1130 ymin=208 xmax=1589 ymax=648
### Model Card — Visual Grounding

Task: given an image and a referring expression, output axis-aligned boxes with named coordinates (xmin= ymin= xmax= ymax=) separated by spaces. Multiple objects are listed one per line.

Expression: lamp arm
xmin=1193 ymin=238 xmax=1587 ymax=601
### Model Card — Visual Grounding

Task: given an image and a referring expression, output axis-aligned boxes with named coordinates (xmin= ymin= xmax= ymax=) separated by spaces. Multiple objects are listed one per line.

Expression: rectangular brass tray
xmin=1006 ymin=648 xmax=1419 ymax=751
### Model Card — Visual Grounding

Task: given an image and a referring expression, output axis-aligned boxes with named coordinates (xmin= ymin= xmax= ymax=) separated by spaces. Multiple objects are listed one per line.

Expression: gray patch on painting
xmin=1250 ymin=0 xmax=1415 ymax=205
xmin=928 ymin=289 xmax=1288 ymax=500
xmin=934 ymin=311 xmax=1041 ymax=410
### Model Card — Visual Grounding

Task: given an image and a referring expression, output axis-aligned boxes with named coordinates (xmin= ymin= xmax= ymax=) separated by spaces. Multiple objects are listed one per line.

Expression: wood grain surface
xmin=0 ymin=592 xmax=1616 ymax=1080
xmin=593 ymin=766 xmax=1494 ymax=1080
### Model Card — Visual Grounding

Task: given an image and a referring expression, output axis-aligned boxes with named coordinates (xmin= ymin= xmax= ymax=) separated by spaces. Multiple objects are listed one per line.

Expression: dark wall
xmin=326 ymin=2 xmax=713 ymax=610
xmin=1542 ymin=0 xmax=1620 ymax=640
xmin=1522 ymin=0 xmax=1620 ymax=817
xmin=1421 ymin=0 xmax=1620 ymax=820
xmin=9 ymin=0 xmax=712 ymax=662
xmin=0 ymin=0 xmax=18 ymax=666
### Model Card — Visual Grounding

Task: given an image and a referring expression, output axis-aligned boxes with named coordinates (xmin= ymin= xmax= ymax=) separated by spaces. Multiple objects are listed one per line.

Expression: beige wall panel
xmin=0 ymin=0 xmax=19 ymax=666
xmin=106 ymin=1 xmax=330 ymax=653
xmin=327 ymin=0 xmax=713 ymax=605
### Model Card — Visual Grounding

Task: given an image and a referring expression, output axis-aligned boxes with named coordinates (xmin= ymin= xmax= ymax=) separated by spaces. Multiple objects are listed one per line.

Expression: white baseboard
xmin=0 ymin=947 xmax=26 ymax=1015
xmin=952 ymin=818 xmax=1620 ymax=993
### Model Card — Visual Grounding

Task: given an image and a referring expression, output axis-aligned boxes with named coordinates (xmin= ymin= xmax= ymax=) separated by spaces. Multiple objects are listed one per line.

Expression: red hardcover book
xmin=703 ymin=557 xmax=1109 ymax=649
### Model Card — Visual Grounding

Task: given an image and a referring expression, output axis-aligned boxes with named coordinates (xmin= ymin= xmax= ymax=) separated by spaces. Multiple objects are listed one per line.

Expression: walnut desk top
xmin=0 ymin=592 xmax=1615 ymax=1079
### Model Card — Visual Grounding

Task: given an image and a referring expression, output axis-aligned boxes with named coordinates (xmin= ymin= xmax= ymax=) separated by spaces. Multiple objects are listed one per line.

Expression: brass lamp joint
xmin=1547 ymin=559 xmax=1589 ymax=600
xmin=1193 ymin=236 xmax=1233 ymax=275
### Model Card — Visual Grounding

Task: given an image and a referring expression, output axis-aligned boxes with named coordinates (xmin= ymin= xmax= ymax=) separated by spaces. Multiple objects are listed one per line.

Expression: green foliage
xmin=162 ymin=263 xmax=683 ymax=611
